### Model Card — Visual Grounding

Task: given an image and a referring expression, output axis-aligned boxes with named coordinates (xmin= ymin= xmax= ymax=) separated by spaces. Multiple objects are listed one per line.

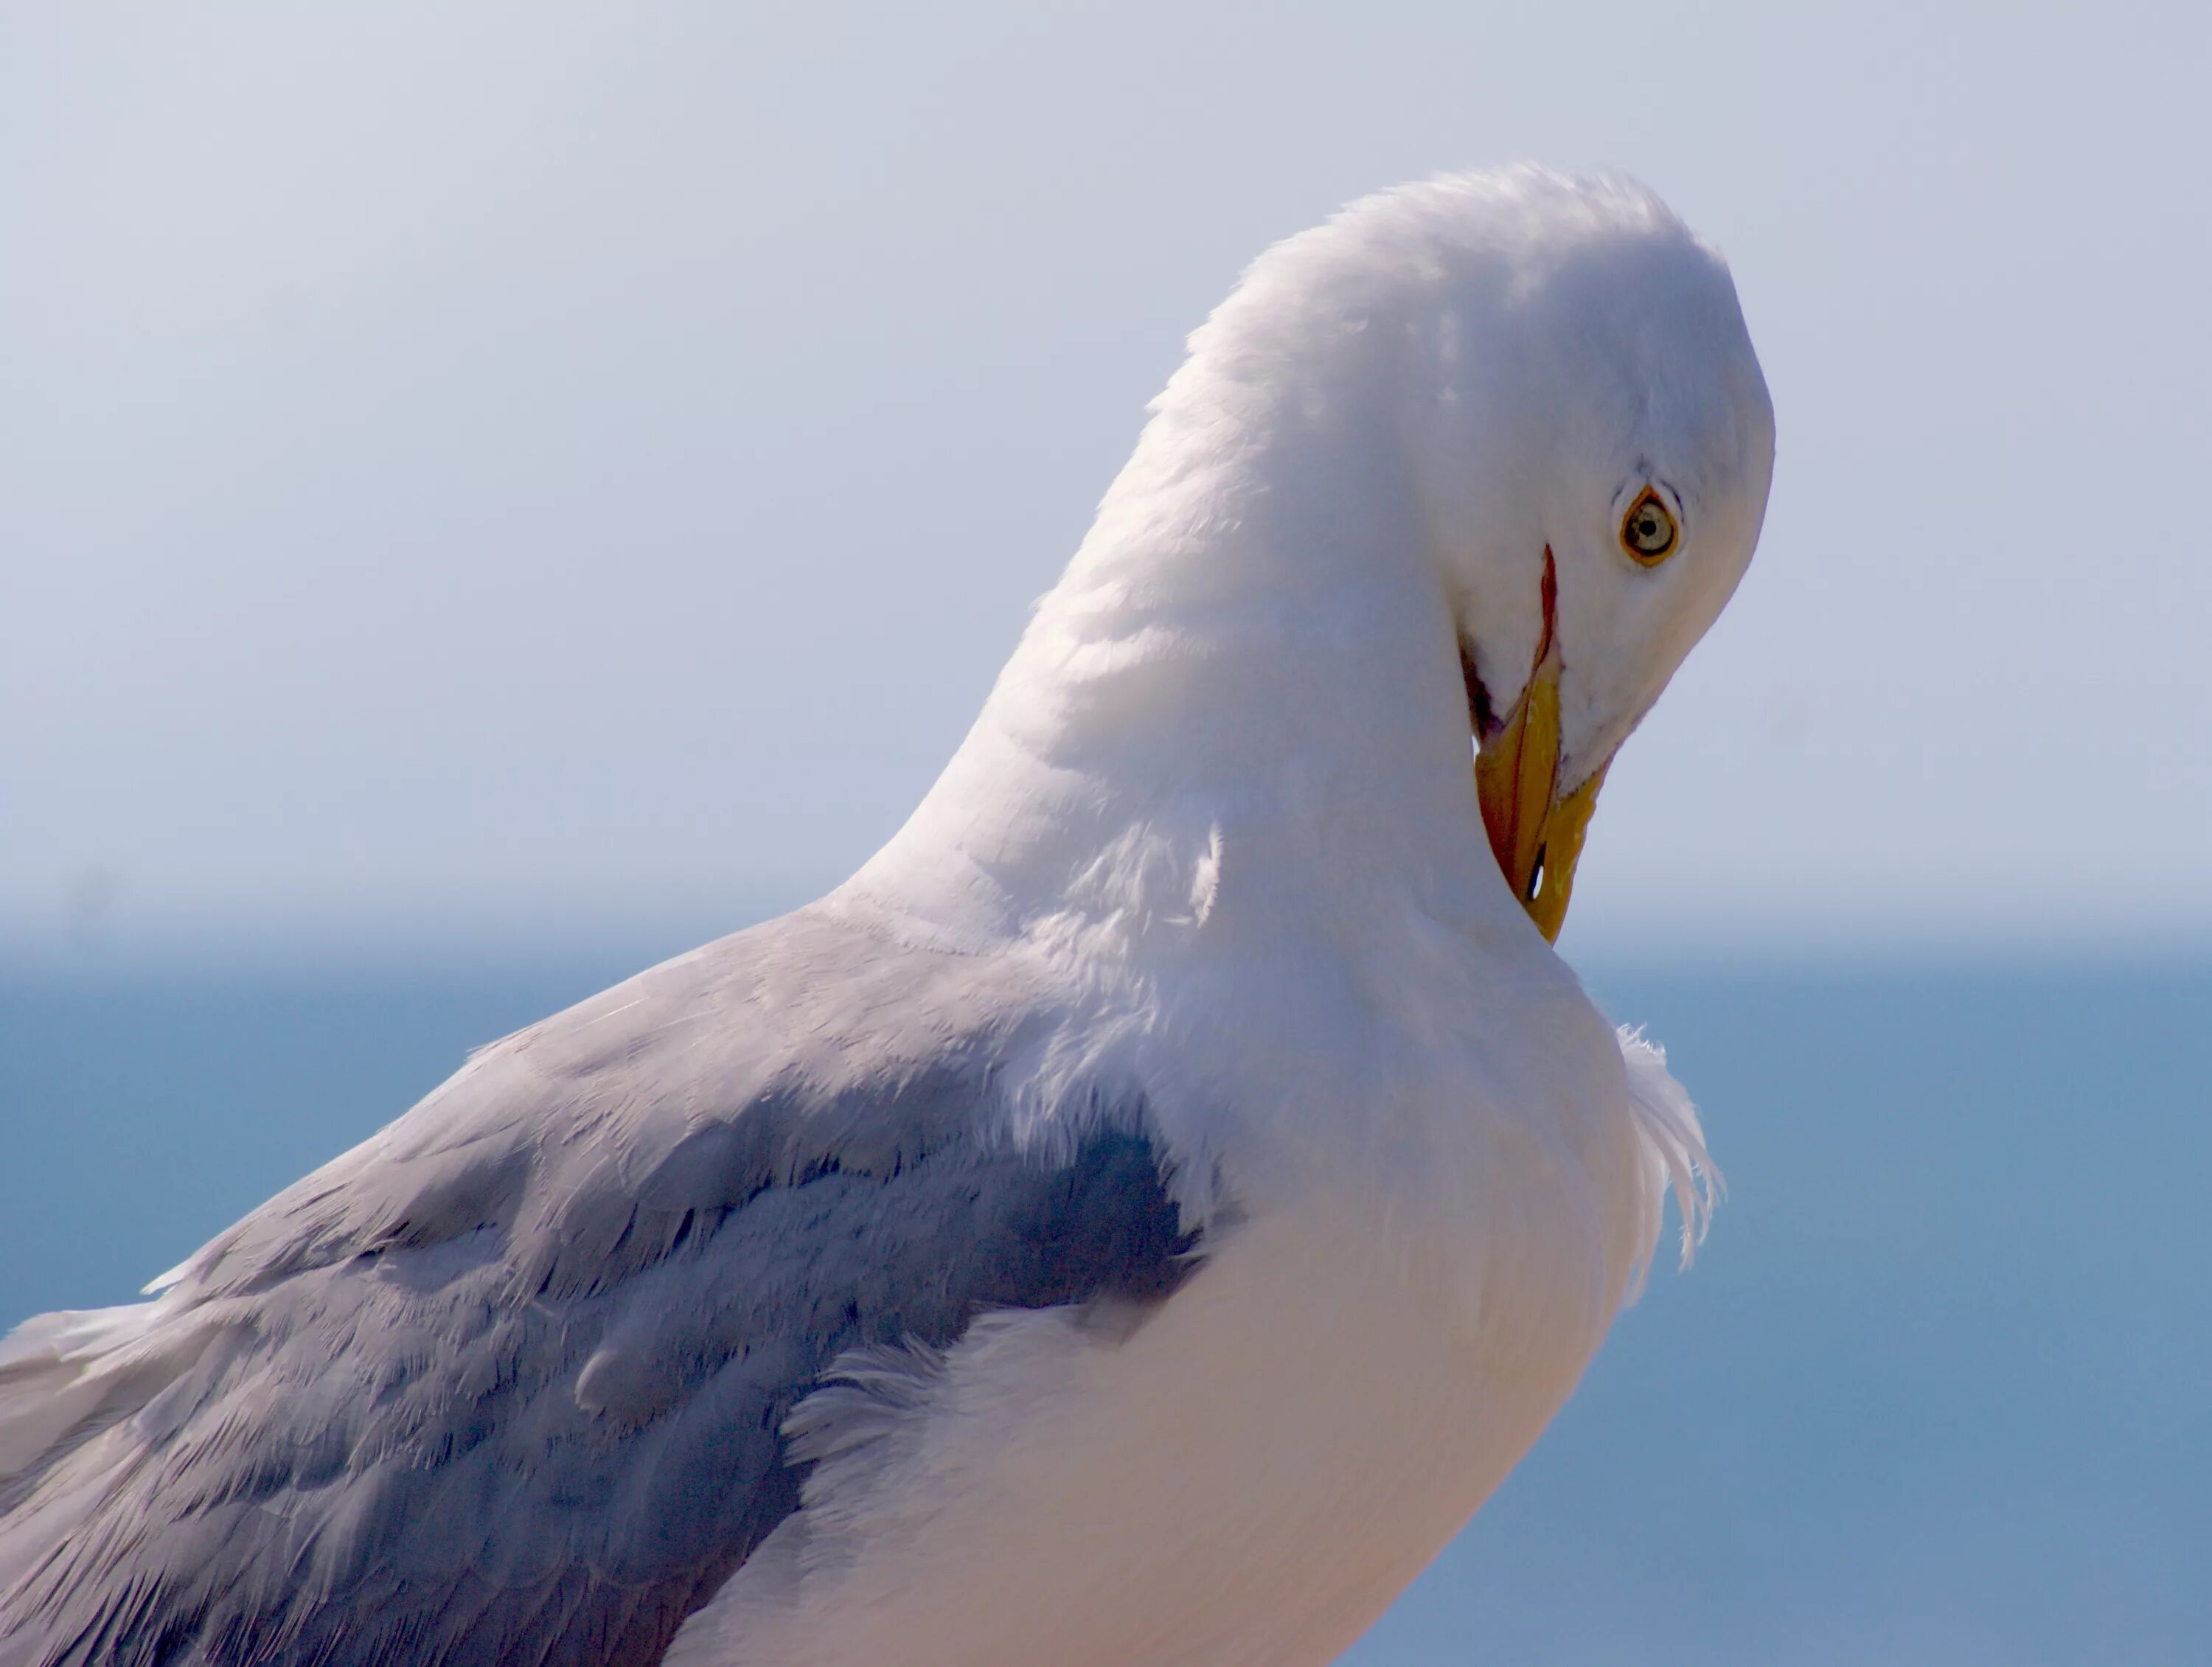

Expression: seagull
xmin=0 ymin=166 xmax=1773 ymax=1667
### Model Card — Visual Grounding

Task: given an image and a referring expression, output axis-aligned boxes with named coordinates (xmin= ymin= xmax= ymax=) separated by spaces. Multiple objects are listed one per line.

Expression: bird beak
xmin=1470 ymin=550 xmax=1609 ymax=943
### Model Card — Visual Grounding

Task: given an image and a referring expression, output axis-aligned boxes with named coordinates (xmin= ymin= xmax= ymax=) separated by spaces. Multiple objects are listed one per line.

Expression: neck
xmin=841 ymin=338 xmax=1528 ymax=962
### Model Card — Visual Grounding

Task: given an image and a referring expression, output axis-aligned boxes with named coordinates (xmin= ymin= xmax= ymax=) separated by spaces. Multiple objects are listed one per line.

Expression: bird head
xmin=877 ymin=170 xmax=1773 ymax=953
xmin=1391 ymin=172 xmax=1775 ymax=939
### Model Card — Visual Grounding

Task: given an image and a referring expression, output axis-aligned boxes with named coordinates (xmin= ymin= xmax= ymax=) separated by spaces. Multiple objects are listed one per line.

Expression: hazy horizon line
xmin=7 ymin=888 xmax=2208 ymax=982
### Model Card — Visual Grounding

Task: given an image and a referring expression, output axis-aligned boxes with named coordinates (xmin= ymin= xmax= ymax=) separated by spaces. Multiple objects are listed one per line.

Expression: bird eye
xmin=1620 ymin=490 xmax=1678 ymax=564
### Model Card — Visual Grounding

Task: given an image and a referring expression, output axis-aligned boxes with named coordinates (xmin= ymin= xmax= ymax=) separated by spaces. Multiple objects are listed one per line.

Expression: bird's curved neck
xmin=841 ymin=361 xmax=1525 ymax=958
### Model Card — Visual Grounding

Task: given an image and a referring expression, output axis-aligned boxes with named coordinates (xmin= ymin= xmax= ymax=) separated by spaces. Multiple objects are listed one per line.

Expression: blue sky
xmin=4 ymin=0 xmax=2206 ymax=961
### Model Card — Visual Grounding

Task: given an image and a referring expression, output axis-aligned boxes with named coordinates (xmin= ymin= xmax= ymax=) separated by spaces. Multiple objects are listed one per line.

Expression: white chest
xmin=667 ymin=1155 xmax=1633 ymax=1667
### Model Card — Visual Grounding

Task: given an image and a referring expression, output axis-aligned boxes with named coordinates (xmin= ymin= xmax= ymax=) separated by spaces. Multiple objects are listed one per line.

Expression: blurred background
xmin=3 ymin=4 xmax=2206 ymax=1662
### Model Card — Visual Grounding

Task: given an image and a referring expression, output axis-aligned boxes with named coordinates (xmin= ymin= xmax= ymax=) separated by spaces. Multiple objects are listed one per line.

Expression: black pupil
xmin=1638 ymin=514 xmax=1661 ymax=543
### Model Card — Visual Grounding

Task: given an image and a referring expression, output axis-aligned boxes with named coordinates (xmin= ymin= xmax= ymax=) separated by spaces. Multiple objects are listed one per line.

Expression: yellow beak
xmin=1472 ymin=552 xmax=1609 ymax=943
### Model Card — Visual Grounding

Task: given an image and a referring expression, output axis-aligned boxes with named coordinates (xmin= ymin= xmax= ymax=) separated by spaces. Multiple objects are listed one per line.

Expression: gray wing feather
xmin=0 ymin=908 xmax=1201 ymax=1667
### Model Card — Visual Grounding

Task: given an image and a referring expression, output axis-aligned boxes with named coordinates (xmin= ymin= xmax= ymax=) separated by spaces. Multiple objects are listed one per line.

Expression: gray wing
xmin=0 ymin=908 xmax=1202 ymax=1667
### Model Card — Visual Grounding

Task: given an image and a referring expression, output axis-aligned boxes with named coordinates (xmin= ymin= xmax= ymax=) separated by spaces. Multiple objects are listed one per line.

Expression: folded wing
xmin=0 ymin=909 xmax=1200 ymax=1667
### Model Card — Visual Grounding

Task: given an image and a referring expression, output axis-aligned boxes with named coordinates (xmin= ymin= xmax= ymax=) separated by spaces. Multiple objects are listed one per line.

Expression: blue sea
xmin=3 ymin=950 xmax=2206 ymax=1664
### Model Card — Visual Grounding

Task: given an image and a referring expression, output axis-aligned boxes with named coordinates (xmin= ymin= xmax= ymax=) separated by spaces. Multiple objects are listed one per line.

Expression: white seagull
xmin=0 ymin=167 xmax=1773 ymax=1667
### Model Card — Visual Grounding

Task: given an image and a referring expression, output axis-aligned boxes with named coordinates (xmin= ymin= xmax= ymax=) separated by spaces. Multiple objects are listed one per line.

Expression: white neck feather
xmin=842 ymin=327 xmax=1532 ymax=964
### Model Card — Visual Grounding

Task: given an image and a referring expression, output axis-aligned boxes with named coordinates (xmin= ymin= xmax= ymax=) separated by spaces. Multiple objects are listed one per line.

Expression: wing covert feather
xmin=0 ymin=909 xmax=1201 ymax=1667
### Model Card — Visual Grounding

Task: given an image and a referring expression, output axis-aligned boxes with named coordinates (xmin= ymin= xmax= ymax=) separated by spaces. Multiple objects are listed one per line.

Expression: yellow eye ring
xmin=1620 ymin=489 xmax=1678 ymax=565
